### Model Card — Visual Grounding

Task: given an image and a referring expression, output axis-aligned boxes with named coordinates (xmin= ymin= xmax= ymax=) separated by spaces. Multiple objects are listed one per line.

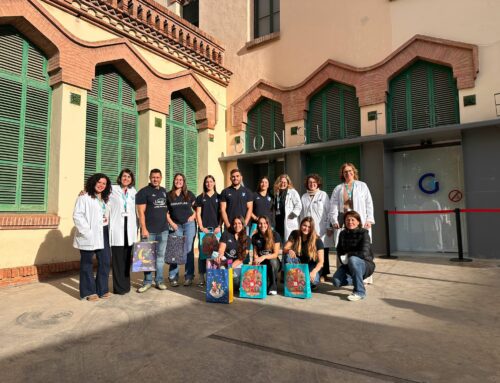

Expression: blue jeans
xmin=169 ymin=221 xmax=196 ymax=280
xmin=332 ymin=255 xmax=366 ymax=297
xmin=284 ymin=255 xmax=320 ymax=286
xmin=79 ymin=226 xmax=111 ymax=298
xmin=144 ymin=230 xmax=169 ymax=285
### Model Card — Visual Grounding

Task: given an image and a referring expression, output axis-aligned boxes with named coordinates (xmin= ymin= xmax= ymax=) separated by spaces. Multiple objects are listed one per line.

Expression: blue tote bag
xmin=284 ymin=260 xmax=311 ymax=299
xmin=206 ymin=260 xmax=234 ymax=304
xmin=239 ymin=264 xmax=267 ymax=299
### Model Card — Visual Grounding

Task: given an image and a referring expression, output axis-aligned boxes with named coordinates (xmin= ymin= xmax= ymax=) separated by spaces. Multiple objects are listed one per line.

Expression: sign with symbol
xmin=448 ymin=189 xmax=463 ymax=203
xmin=418 ymin=173 xmax=439 ymax=194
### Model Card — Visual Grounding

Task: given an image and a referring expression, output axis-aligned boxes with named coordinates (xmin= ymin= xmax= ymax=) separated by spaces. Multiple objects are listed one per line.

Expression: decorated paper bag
xmin=284 ymin=263 xmax=312 ymax=299
xmin=164 ymin=234 xmax=186 ymax=264
xmin=239 ymin=265 xmax=267 ymax=299
xmin=206 ymin=267 xmax=234 ymax=304
xmin=199 ymin=231 xmax=221 ymax=260
xmin=132 ymin=241 xmax=157 ymax=272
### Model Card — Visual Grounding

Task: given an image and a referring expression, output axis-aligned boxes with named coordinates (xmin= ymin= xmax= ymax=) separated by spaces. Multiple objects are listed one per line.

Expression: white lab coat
xmin=300 ymin=190 xmax=330 ymax=243
xmin=329 ymin=180 xmax=374 ymax=245
xmin=73 ymin=194 xmax=109 ymax=251
xmin=109 ymin=185 xmax=138 ymax=246
xmin=283 ymin=188 xmax=302 ymax=241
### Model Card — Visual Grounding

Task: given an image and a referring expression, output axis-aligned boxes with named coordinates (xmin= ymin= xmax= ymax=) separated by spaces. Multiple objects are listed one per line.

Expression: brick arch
xmin=1 ymin=0 xmax=217 ymax=128
xmin=231 ymin=35 xmax=478 ymax=128
xmin=231 ymin=81 xmax=287 ymax=127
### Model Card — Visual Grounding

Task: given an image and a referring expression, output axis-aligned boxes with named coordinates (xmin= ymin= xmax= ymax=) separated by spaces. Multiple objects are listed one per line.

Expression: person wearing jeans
xmin=166 ymin=173 xmax=197 ymax=286
xmin=136 ymin=169 xmax=170 ymax=292
xmin=282 ymin=216 xmax=324 ymax=291
xmin=73 ymin=173 xmax=113 ymax=301
xmin=332 ymin=210 xmax=375 ymax=301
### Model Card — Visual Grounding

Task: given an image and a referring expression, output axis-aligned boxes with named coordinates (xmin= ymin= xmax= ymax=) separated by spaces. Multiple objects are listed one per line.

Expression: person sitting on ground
xmin=216 ymin=216 xmax=250 ymax=288
xmin=332 ymin=210 xmax=375 ymax=302
xmin=282 ymin=216 xmax=324 ymax=291
xmin=251 ymin=216 xmax=281 ymax=295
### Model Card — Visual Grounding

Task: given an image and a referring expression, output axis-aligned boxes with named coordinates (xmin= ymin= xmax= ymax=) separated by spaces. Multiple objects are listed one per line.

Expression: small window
xmin=254 ymin=0 xmax=280 ymax=38
xmin=182 ymin=0 xmax=199 ymax=28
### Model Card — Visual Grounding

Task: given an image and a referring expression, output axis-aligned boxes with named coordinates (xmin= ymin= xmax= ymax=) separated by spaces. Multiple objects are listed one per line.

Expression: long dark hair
xmin=85 ymin=173 xmax=112 ymax=202
xmin=169 ymin=172 xmax=190 ymax=201
xmin=257 ymin=215 xmax=275 ymax=251
xmin=256 ymin=176 xmax=270 ymax=194
xmin=202 ymin=175 xmax=217 ymax=195
xmin=116 ymin=168 xmax=135 ymax=187
xmin=230 ymin=216 xmax=249 ymax=261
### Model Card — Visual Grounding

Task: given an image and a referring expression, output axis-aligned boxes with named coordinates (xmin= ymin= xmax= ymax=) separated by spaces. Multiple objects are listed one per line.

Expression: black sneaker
xmin=169 ymin=278 xmax=179 ymax=287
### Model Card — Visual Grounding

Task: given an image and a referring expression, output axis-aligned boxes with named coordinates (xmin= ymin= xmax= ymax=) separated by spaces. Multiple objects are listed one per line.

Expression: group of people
xmin=72 ymin=163 xmax=376 ymax=302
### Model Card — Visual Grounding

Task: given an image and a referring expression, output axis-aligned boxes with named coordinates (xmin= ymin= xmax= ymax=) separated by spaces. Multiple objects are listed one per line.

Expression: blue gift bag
xmin=206 ymin=263 xmax=233 ymax=304
xmin=132 ymin=241 xmax=157 ymax=272
xmin=284 ymin=262 xmax=311 ymax=299
xmin=239 ymin=265 xmax=267 ymax=299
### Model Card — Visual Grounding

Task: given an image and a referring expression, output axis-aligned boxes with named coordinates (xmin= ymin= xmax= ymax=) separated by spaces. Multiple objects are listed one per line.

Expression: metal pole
xmin=450 ymin=208 xmax=472 ymax=262
xmin=379 ymin=210 xmax=398 ymax=259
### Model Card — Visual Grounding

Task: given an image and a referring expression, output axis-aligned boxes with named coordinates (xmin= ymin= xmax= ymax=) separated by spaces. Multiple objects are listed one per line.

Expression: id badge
xmin=275 ymin=210 xmax=281 ymax=216
xmin=122 ymin=212 xmax=129 ymax=217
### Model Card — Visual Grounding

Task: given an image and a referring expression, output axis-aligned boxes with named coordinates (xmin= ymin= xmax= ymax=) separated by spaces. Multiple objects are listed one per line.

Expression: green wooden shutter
xmin=388 ymin=61 xmax=459 ymax=133
xmin=166 ymin=95 xmax=198 ymax=192
xmin=85 ymin=66 xmax=138 ymax=183
xmin=245 ymin=98 xmax=284 ymax=153
xmin=0 ymin=27 xmax=51 ymax=212
xmin=307 ymin=82 xmax=360 ymax=143
xmin=306 ymin=146 xmax=361 ymax=196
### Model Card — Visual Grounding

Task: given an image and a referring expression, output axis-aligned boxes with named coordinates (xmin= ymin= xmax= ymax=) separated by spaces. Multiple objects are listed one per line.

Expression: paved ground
xmin=1 ymin=254 xmax=499 ymax=383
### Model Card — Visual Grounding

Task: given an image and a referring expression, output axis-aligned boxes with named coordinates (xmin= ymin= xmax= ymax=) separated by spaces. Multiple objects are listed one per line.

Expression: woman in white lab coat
xmin=301 ymin=174 xmax=332 ymax=281
xmin=329 ymin=163 xmax=375 ymax=243
xmin=273 ymin=174 xmax=302 ymax=243
xmin=73 ymin=173 xmax=112 ymax=301
xmin=109 ymin=169 xmax=138 ymax=295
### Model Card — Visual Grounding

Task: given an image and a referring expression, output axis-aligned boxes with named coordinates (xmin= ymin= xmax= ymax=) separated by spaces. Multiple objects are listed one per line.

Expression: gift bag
xmin=164 ymin=234 xmax=186 ymax=264
xmin=206 ymin=262 xmax=233 ymax=304
xmin=284 ymin=262 xmax=311 ymax=299
xmin=132 ymin=241 xmax=157 ymax=272
xmin=239 ymin=265 xmax=267 ymax=299
xmin=199 ymin=231 xmax=221 ymax=260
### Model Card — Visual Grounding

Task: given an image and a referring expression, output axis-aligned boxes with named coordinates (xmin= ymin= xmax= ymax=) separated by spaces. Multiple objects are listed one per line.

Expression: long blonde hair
xmin=274 ymin=174 xmax=294 ymax=195
xmin=290 ymin=217 xmax=319 ymax=262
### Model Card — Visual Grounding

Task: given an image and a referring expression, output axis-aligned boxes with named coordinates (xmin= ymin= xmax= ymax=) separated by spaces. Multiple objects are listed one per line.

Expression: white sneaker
xmin=347 ymin=293 xmax=364 ymax=301
xmin=268 ymin=290 xmax=277 ymax=295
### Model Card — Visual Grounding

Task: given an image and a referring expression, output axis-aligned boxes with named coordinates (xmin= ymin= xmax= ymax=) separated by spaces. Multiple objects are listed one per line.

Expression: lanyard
xmin=98 ymin=198 xmax=106 ymax=216
xmin=344 ymin=183 xmax=354 ymax=200
xmin=121 ymin=189 xmax=128 ymax=212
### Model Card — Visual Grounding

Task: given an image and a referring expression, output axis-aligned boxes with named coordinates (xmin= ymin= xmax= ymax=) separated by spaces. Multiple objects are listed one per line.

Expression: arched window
xmin=246 ymin=98 xmax=285 ymax=153
xmin=85 ymin=66 xmax=138 ymax=182
xmin=0 ymin=27 xmax=51 ymax=211
xmin=307 ymin=82 xmax=360 ymax=144
xmin=165 ymin=94 xmax=198 ymax=192
xmin=387 ymin=61 xmax=459 ymax=132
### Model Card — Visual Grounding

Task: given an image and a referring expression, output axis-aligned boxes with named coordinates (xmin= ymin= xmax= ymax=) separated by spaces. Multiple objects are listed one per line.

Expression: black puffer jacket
xmin=336 ymin=228 xmax=375 ymax=279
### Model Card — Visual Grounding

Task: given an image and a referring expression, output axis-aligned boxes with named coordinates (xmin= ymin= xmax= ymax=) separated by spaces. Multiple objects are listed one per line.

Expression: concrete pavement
xmin=1 ymin=255 xmax=499 ymax=383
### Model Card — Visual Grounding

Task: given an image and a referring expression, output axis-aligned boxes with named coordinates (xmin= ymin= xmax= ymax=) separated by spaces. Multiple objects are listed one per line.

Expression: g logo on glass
xmin=418 ymin=173 xmax=439 ymax=194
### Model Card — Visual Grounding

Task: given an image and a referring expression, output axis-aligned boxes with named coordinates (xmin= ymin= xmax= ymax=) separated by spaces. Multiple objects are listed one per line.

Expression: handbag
xmin=199 ymin=230 xmax=221 ymax=260
xmin=164 ymin=234 xmax=186 ymax=264
xmin=131 ymin=241 xmax=157 ymax=272
xmin=206 ymin=262 xmax=234 ymax=304
xmin=239 ymin=264 xmax=267 ymax=299
xmin=284 ymin=260 xmax=311 ymax=299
